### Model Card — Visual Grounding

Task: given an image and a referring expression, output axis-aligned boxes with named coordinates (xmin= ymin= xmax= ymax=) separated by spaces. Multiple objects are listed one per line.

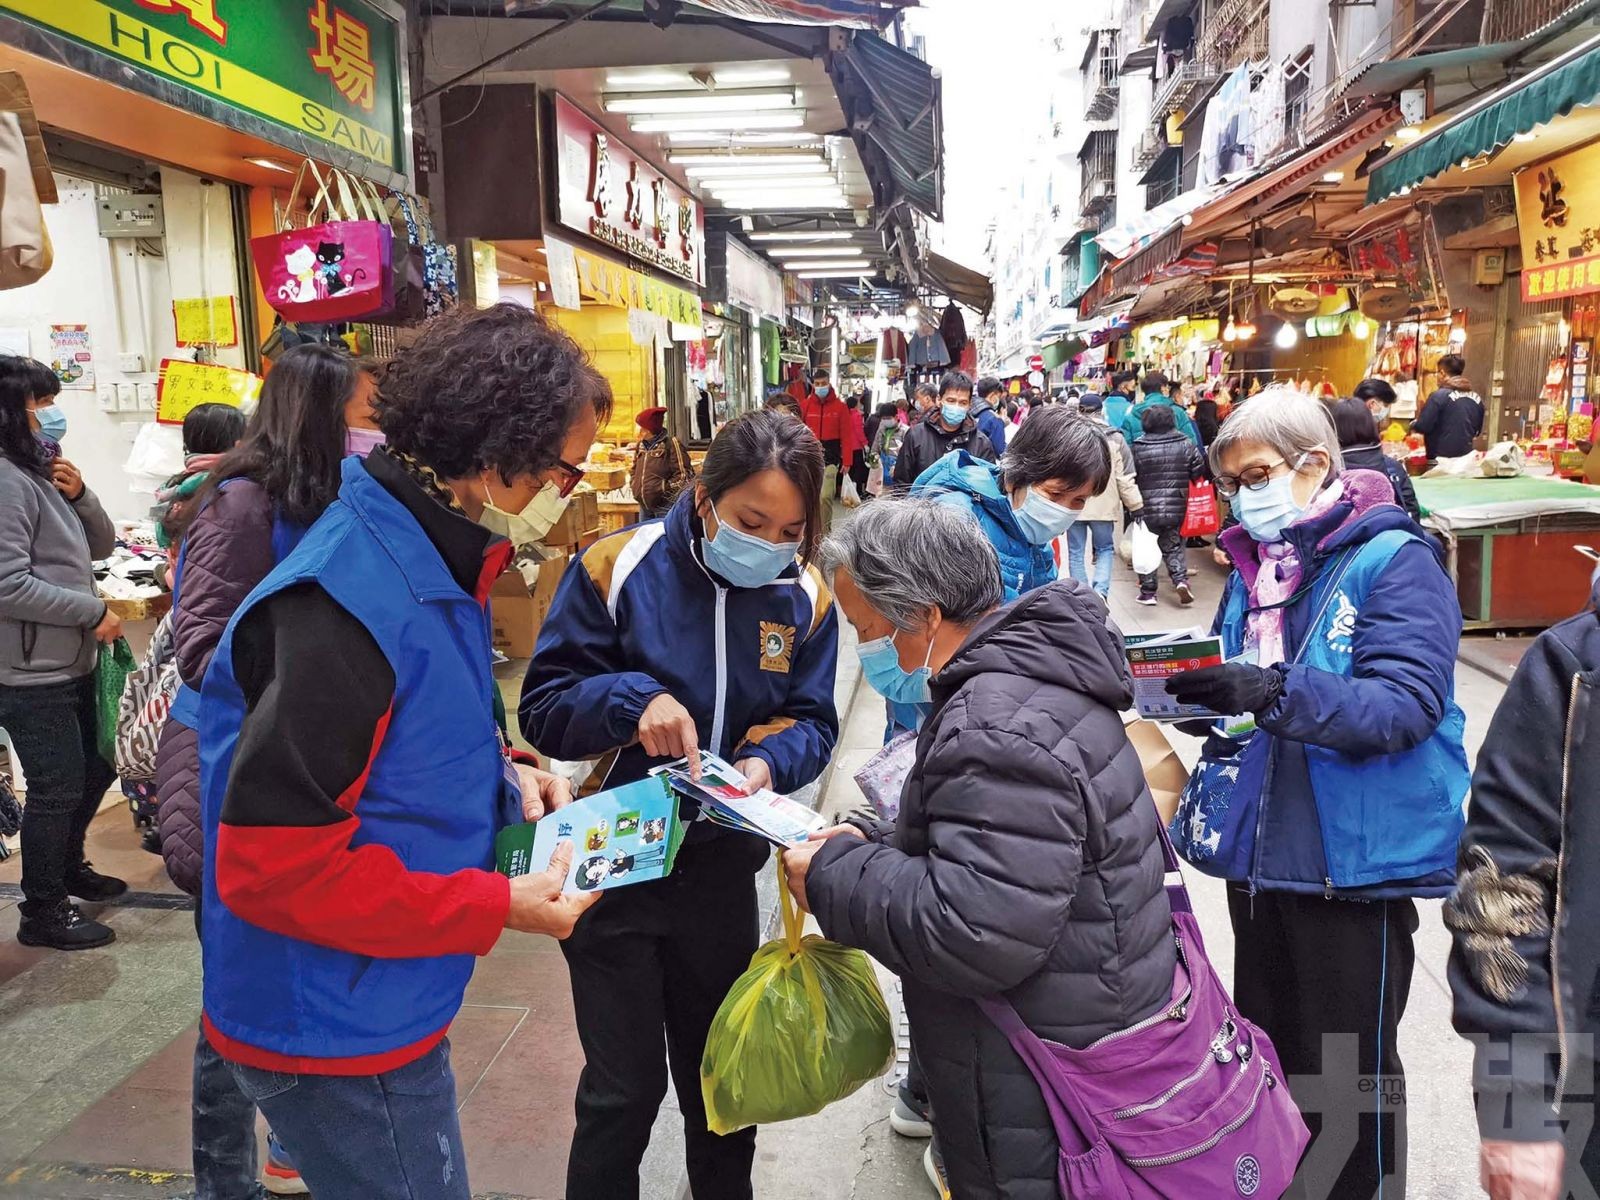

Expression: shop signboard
xmin=551 ymin=94 xmax=706 ymax=288
xmin=724 ymin=237 xmax=785 ymax=322
xmin=1515 ymin=140 xmax=1600 ymax=302
xmin=0 ymin=0 xmax=407 ymax=176
xmin=172 ymin=296 xmax=239 ymax=347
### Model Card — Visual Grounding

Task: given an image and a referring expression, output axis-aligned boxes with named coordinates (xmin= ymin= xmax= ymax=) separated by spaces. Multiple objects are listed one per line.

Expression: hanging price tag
xmin=156 ymin=358 xmax=261 ymax=425
xmin=172 ymin=297 xmax=240 ymax=347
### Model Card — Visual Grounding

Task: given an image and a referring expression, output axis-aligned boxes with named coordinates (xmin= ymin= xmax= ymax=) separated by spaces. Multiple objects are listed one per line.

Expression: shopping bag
xmin=701 ymin=861 xmax=894 ymax=1134
xmin=391 ymin=190 xmax=458 ymax=316
xmin=1129 ymin=520 xmax=1162 ymax=576
xmin=1180 ymin=480 xmax=1221 ymax=538
xmin=94 ymin=637 xmax=138 ymax=766
xmin=1123 ymin=715 xmax=1188 ymax=825
xmin=0 ymin=109 xmax=50 ymax=290
xmin=114 ymin=614 xmax=180 ymax=783
xmin=250 ymin=161 xmax=393 ymax=323
xmin=841 ymin=476 xmax=862 ymax=508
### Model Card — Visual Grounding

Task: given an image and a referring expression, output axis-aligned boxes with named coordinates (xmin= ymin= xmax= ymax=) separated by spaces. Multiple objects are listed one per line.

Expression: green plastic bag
xmin=94 ymin=638 xmax=137 ymax=765
xmin=701 ymin=860 xmax=894 ymax=1135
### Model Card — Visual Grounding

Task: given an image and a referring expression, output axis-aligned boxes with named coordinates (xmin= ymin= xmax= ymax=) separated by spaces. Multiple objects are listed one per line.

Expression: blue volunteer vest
xmin=1216 ymin=529 xmax=1469 ymax=889
xmin=198 ymin=458 xmax=511 ymax=1062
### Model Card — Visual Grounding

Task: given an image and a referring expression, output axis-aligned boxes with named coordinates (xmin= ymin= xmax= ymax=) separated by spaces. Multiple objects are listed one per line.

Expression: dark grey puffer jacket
xmin=808 ymin=581 xmax=1176 ymax=1200
xmin=1130 ymin=429 xmax=1207 ymax=532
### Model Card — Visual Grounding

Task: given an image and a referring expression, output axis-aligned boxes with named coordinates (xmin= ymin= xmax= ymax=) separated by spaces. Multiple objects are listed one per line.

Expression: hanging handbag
xmin=396 ymin=191 xmax=459 ymax=316
xmin=1179 ymin=480 xmax=1221 ymax=538
xmin=114 ymin=613 xmax=180 ymax=784
xmin=359 ymin=177 xmax=424 ymax=325
xmin=979 ymin=821 xmax=1309 ymax=1199
xmin=249 ymin=160 xmax=393 ymax=323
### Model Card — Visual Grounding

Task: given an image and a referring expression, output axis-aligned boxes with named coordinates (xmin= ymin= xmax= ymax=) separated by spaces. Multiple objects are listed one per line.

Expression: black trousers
xmin=0 ymin=676 xmax=116 ymax=916
xmin=1229 ymin=887 xmax=1418 ymax=1200
xmin=562 ymin=839 xmax=763 ymax=1200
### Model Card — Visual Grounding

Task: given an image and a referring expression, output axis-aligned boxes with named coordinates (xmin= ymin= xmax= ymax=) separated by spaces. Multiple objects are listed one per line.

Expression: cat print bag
xmin=250 ymin=160 xmax=393 ymax=323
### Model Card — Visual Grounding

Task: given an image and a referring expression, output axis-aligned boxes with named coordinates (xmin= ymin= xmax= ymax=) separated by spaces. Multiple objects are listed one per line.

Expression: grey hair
xmin=999 ymin=406 xmax=1112 ymax=494
xmin=820 ymin=497 xmax=1004 ymax=631
xmin=1208 ymin=385 xmax=1345 ymax=478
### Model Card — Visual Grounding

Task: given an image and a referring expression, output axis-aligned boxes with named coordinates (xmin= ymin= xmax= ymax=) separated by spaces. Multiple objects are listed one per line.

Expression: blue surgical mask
xmin=1013 ymin=487 xmax=1079 ymax=545
xmin=33 ymin=404 xmax=67 ymax=443
xmin=857 ymin=630 xmax=934 ymax=706
xmin=1233 ymin=472 xmax=1307 ymax=543
xmin=702 ymin=502 xmax=800 ymax=588
xmin=941 ymin=402 xmax=969 ymax=428
xmin=814 ymin=385 xmax=831 ymax=399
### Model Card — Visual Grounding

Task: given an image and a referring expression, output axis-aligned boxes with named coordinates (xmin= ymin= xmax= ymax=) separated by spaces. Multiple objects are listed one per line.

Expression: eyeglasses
xmin=1213 ymin=453 xmax=1306 ymax=499
xmin=552 ymin=457 xmax=585 ymax=498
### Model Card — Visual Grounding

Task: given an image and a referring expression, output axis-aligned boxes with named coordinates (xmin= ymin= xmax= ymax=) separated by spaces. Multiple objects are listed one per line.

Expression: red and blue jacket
xmin=519 ymin=493 xmax=839 ymax=827
xmin=198 ymin=451 xmax=517 ymax=1074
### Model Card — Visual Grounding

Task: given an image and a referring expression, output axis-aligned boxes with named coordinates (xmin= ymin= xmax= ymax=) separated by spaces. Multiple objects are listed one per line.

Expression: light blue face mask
xmin=1233 ymin=471 xmax=1307 ymax=543
xmin=941 ymin=402 xmax=969 ymax=428
xmin=33 ymin=404 xmax=67 ymax=443
xmin=702 ymin=501 xmax=800 ymax=588
xmin=1013 ymin=487 xmax=1079 ymax=545
xmin=857 ymin=629 xmax=934 ymax=706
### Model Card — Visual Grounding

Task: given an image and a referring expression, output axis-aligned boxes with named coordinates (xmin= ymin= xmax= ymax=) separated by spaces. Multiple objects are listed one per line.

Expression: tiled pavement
xmin=0 ymin=530 xmax=1517 ymax=1198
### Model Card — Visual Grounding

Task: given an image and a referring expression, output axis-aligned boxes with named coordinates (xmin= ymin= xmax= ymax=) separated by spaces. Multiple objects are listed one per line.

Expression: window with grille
xmin=1282 ymin=49 xmax=1313 ymax=147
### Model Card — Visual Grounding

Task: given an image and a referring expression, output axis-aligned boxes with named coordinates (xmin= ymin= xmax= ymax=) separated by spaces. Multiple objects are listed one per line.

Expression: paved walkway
xmin=0 ymin=531 xmax=1514 ymax=1199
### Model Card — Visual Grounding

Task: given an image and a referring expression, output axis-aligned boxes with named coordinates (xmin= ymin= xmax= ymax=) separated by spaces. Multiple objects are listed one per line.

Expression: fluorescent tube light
xmin=605 ymin=88 xmax=796 ymax=115
xmin=631 ymin=113 xmax=806 ymax=133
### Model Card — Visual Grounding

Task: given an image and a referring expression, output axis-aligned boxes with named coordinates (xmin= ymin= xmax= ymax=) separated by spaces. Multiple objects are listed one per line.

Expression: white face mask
xmin=475 ymin=476 xmax=570 ymax=548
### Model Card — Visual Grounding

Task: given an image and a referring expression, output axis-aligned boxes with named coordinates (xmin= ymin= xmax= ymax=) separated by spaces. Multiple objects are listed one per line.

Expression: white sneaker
xmin=890 ymin=1096 xmax=933 ymax=1138
xmin=924 ymin=1144 xmax=950 ymax=1199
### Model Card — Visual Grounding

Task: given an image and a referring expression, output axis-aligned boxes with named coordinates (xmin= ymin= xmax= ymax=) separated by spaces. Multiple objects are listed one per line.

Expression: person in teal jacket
xmin=910 ymin=406 xmax=1111 ymax=602
xmin=1122 ymin=371 xmax=1200 ymax=445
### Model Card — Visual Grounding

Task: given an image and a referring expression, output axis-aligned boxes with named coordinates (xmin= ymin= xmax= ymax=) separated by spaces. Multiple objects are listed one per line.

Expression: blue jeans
xmin=227 ymin=1039 xmax=468 ymax=1200
xmin=1066 ymin=520 xmax=1116 ymax=597
xmin=193 ymin=1025 xmax=261 ymax=1200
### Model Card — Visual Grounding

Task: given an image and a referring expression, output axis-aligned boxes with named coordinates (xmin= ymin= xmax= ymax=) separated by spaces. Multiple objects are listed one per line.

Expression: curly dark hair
xmin=376 ymin=303 xmax=612 ymax=480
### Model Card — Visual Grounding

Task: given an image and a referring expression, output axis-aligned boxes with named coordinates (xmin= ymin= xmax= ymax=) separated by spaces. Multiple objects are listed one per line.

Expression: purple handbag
xmin=980 ymin=823 xmax=1309 ymax=1199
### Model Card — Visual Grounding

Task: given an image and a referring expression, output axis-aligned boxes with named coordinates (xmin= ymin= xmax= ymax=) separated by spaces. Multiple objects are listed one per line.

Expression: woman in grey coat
xmin=0 ymin=357 xmax=122 ymax=950
xmin=784 ymin=498 xmax=1176 ymax=1200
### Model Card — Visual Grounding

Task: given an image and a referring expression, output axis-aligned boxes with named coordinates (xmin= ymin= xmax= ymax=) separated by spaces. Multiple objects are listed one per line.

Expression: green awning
xmin=1368 ymin=38 xmax=1600 ymax=202
xmin=1042 ymin=336 xmax=1085 ymax=368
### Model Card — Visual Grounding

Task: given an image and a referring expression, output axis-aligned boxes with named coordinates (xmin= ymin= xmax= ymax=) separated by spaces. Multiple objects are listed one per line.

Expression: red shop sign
xmin=551 ymin=94 xmax=707 ymax=288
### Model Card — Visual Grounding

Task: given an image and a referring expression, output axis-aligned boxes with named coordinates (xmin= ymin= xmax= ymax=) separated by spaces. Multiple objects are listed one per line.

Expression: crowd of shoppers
xmin=10 ymin=303 xmax=1600 ymax=1200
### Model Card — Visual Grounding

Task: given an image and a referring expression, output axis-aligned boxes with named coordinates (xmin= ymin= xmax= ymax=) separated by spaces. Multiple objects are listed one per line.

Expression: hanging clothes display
xmin=939 ymin=305 xmax=968 ymax=361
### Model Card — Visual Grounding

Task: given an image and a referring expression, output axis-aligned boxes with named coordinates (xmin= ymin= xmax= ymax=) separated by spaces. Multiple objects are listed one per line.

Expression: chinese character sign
xmin=552 ymin=95 xmax=706 ymax=287
xmin=1516 ymin=141 xmax=1600 ymax=301
xmin=156 ymin=358 xmax=262 ymax=425
xmin=309 ymin=0 xmax=376 ymax=110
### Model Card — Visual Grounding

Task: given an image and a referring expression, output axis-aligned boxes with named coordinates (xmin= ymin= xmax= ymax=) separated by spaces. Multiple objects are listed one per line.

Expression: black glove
xmin=1164 ymin=663 xmax=1284 ymax=716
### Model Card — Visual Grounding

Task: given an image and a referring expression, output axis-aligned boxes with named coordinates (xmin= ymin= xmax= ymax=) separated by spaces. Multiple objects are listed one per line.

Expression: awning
xmin=1337 ymin=43 xmax=1518 ymax=101
xmin=1095 ymin=185 xmax=1224 ymax=259
xmin=1190 ymin=106 xmax=1402 ymax=234
xmin=1041 ymin=336 xmax=1083 ymax=369
xmin=1367 ymin=35 xmax=1600 ymax=203
xmin=833 ymin=31 xmax=943 ymax=219
xmin=923 ymin=250 xmax=993 ymax=314
xmin=683 ymin=0 xmax=913 ymax=27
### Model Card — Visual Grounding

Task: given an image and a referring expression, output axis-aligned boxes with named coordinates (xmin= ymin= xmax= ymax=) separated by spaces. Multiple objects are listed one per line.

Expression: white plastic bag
xmin=841 ymin=476 xmax=862 ymax=508
xmin=1130 ymin=520 xmax=1161 ymax=576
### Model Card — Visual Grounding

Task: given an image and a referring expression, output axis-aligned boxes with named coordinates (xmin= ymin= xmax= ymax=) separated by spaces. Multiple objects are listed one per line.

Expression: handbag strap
xmin=284 ymin=159 xmax=335 ymax=230
xmin=977 ymin=997 xmax=1101 ymax=1156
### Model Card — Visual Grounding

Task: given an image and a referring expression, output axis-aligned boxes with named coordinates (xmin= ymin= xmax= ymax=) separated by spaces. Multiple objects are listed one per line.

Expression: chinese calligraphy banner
xmin=572 ymin=245 xmax=702 ymax=327
xmin=0 ymin=0 xmax=405 ymax=176
xmin=552 ymin=94 xmax=706 ymax=288
xmin=1516 ymin=141 xmax=1600 ymax=302
xmin=156 ymin=358 xmax=262 ymax=425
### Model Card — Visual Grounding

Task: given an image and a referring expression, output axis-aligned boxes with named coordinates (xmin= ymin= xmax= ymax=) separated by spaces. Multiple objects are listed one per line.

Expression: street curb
xmin=1457 ymin=643 xmax=1520 ymax=686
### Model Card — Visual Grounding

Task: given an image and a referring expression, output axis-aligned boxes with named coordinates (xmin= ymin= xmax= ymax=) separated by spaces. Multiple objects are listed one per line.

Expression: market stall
xmin=1415 ymin=474 xmax=1600 ymax=627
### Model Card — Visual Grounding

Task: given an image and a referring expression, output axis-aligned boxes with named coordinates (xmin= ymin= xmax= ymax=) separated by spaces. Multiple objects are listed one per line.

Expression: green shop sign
xmin=1 ymin=0 xmax=406 ymax=176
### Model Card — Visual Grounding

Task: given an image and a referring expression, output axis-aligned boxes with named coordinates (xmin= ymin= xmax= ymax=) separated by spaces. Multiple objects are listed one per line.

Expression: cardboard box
xmin=490 ymin=554 xmax=568 ymax=659
xmin=582 ymin=466 xmax=627 ymax=492
xmin=542 ymin=490 xmax=599 ymax=548
xmin=1123 ymin=715 xmax=1189 ymax=826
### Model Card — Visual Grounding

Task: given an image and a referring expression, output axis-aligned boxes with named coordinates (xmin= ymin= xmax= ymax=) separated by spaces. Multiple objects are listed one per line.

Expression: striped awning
xmin=685 ymin=0 xmax=914 ymax=27
xmin=1367 ymin=36 xmax=1600 ymax=202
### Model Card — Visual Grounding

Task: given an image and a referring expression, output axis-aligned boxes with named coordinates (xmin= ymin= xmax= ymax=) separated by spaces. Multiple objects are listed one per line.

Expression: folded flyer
xmin=1123 ymin=628 xmax=1259 ymax=735
xmin=495 ymin=775 xmax=687 ymax=894
xmin=651 ymin=751 xmax=826 ymax=847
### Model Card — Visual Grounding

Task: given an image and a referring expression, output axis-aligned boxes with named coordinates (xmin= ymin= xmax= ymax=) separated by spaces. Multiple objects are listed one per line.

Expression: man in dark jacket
xmin=1412 ymin=352 xmax=1484 ymax=459
xmin=971 ymin=376 xmax=1009 ymax=454
xmin=892 ymin=370 xmax=997 ymax=489
xmin=787 ymin=498 xmax=1175 ymax=1200
xmin=1447 ymin=565 xmax=1600 ymax=1200
xmin=1130 ymin=404 xmax=1206 ymax=605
